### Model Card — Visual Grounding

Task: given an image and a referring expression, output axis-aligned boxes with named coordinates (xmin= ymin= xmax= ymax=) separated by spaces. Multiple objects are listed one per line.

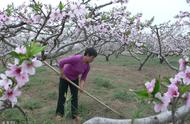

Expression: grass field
xmin=0 ymin=55 xmax=181 ymax=124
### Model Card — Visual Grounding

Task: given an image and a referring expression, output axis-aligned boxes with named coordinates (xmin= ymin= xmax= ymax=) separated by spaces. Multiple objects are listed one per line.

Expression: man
xmin=55 ymin=47 xmax=97 ymax=123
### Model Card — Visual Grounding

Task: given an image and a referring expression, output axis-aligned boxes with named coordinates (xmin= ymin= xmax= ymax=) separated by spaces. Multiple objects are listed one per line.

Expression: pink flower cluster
xmin=0 ymin=46 xmax=42 ymax=107
xmin=0 ymin=12 xmax=9 ymax=25
xmin=145 ymin=57 xmax=190 ymax=112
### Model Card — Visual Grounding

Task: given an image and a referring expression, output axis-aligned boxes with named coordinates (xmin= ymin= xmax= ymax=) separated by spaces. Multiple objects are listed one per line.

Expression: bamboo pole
xmin=43 ymin=61 xmax=125 ymax=118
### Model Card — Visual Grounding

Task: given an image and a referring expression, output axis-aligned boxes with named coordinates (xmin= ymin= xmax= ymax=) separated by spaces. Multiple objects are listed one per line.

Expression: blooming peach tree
xmin=0 ymin=0 xmax=130 ymax=60
xmin=134 ymin=56 xmax=190 ymax=123
xmin=0 ymin=42 xmax=45 ymax=121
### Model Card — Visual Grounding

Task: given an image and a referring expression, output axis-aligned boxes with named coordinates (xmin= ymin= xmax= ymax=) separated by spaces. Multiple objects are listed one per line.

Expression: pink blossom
xmin=154 ymin=93 xmax=170 ymax=112
xmin=177 ymin=67 xmax=190 ymax=85
xmin=145 ymin=79 xmax=156 ymax=93
xmin=154 ymin=102 xmax=168 ymax=113
xmin=21 ymin=58 xmax=42 ymax=75
xmin=68 ymin=10 xmax=75 ymax=18
xmin=136 ymin=14 xmax=142 ymax=26
xmin=0 ymin=74 xmax=13 ymax=90
xmin=179 ymin=57 xmax=189 ymax=71
xmin=98 ymin=24 xmax=109 ymax=33
xmin=76 ymin=4 xmax=86 ymax=16
xmin=78 ymin=19 xmax=86 ymax=28
xmin=166 ymin=84 xmax=179 ymax=98
xmin=31 ymin=14 xmax=42 ymax=23
xmin=15 ymin=46 xmax=26 ymax=54
xmin=14 ymin=58 xmax=19 ymax=65
xmin=70 ymin=2 xmax=86 ymax=18
xmin=3 ymin=87 xmax=21 ymax=107
xmin=50 ymin=11 xmax=65 ymax=21
xmin=5 ymin=64 xmax=29 ymax=87
xmin=170 ymin=75 xmax=181 ymax=85
xmin=0 ymin=12 xmax=8 ymax=24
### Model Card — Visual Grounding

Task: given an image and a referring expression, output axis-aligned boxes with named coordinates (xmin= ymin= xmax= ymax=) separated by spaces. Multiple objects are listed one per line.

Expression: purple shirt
xmin=59 ymin=55 xmax=90 ymax=81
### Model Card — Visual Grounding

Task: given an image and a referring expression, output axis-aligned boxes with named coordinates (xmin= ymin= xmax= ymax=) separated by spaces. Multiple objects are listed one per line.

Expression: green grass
xmin=93 ymin=77 xmax=115 ymax=89
xmin=0 ymin=108 xmax=26 ymax=123
xmin=41 ymin=120 xmax=55 ymax=124
xmin=23 ymin=99 xmax=43 ymax=110
xmin=36 ymin=67 xmax=47 ymax=73
xmin=113 ymin=91 xmax=136 ymax=102
xmin=78 ymin=104 xmax=90 ymax=117
xmin=134 ymin=100 xmax=154 ymax=118
xmin=47 ymin=91 xmax=57 ymax=100
xmin=94 ymin=55 xmax=139 ymax=66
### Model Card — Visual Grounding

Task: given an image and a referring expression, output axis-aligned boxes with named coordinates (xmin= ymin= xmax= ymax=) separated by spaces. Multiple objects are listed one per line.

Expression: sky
xmin=0 ymin=0 xmax=189 ymax=24
xmin=127 ymin=0 xmax=190 ymax=24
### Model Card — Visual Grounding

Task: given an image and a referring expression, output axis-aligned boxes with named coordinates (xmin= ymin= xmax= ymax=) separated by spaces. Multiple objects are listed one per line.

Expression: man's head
xmin=84 ymin=47 xmax=97 ymax=63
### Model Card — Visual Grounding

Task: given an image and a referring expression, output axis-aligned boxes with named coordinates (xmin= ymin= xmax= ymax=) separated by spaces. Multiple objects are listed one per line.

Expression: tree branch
xmin=84 ymin=105 xmax=190 ymax=124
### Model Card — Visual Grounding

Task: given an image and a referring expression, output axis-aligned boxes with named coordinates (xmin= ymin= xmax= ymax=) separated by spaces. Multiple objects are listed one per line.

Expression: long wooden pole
xmin=43 ymin=61 xmax=124 ymax=118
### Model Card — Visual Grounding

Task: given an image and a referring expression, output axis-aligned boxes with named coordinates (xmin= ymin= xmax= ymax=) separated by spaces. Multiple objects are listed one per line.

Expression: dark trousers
xmin=56 ymin=78 xmax=79 ymax=118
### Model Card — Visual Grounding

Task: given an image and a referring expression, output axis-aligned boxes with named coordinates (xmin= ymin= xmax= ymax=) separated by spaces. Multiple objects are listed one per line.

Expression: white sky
xmin=0 ymin=0 xmax=190 ymax=24
xmin=127 ymin=0 xmax=190 ymax=24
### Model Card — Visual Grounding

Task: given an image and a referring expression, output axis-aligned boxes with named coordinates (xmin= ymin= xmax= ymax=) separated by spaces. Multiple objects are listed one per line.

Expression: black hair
xmin=84 ymin=47 xmax=97 ymax=57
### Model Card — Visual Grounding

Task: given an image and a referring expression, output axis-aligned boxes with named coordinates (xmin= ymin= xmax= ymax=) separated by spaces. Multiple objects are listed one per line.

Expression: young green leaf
xmin=30 ymin=2 xmax=42 ymax=13
xmin=134 ymin=89 xmax=149 ymax=98
xmin=26 ymin=42 xmax=46 ymax=57
xmin=179 ymin=84 xmax=190 ymax=94
xmin=30 ymin=46 xmax=46 ymax=56
xmin=5 ymin=3 xmax=14 ymax=16
xmin=9 ymin=51 xmax=19 ymax=58
xmin=162 ymin=76 xmax=171 ymax=85
xmin=9 ymin=51 xmax=28 ymax=63
xmin=0 ymin=88 xmax=3 ymax=97
xmin=151 ymin=78 xmax=161 ymax=96
xmin=58 ymin=1 xmax=65 ymax=11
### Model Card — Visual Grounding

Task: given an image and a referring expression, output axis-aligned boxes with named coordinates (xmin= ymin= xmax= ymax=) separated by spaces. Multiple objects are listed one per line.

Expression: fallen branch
xmin=84 ymin=105 xmax=190 ymax=124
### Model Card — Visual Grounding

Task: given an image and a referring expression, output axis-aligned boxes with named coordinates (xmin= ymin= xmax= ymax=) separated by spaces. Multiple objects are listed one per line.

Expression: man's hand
xmin=60 ymin=69 xmax=66 ymax=79
xmin=61 ymin=74 xmax=66 ymax=79
xmin=79 ymin=80 xmax=85 ymax=93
